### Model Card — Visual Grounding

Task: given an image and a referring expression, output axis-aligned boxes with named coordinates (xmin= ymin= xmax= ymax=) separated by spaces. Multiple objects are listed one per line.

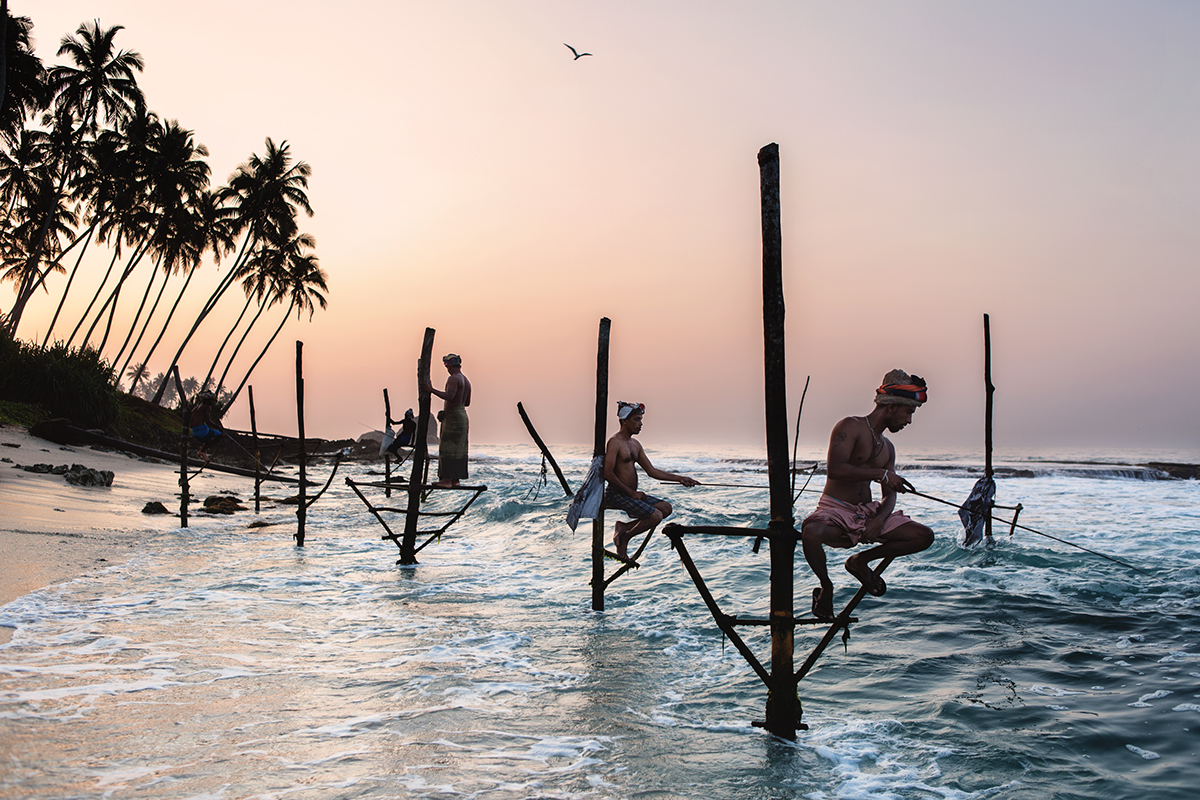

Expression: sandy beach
xmin=0 ymin=425 xmax=203 ymax=645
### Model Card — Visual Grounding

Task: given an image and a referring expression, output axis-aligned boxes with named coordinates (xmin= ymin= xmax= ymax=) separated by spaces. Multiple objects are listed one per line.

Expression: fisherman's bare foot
xmin=613 ymin=520 xmax=634 ymax=558
xmin=845 ymin=553 xmax=887 ymax=597
xmin=432 ymin=479 xmax=458 ymax=488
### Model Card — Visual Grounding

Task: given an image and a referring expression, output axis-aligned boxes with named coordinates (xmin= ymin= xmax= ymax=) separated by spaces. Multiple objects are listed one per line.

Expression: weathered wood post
xmin=592 ymin=317 xmax=611 ymax=611
xmin=517 ymin=402 xmax=572 ymax=496
xmin=249 ymin=384 xmax=261 ymax=513
xmin=983 ymin=313 xmax=994 ymax=541
xmin=759 ymin=143 xmax=800 ymax=739
xmin=295 ymin=340 xmax=307 ymax=546
xmin=383 ymin=387 xmax=393 ymax=498
xmin=173 ymin=366 xmax=189 ymax=528
xmin=400 ymin=327 xmax=436 ymax=565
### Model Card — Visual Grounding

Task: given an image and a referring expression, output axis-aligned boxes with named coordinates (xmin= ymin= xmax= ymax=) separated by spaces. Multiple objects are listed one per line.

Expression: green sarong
xmin=438 ymin=406 xmax=469 ymax=481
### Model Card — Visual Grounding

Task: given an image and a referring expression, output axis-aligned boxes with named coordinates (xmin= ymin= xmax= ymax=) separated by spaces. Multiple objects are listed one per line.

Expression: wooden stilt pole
xmin=517 ymin=402 xmax=572 ymax=496
xmin=249 ymin=385 xmax=261 ymax=513
xmin=591 ymin=317 xmax=611 ymax=611
xmin=383 ymin=388 xmax=393 ymax=498
xmin=983 ymin=314 xmax=994 ymax=542
xmin=758 ymin=143 xmax=800 ymax=740
xmin=173 ymin=366 xmax=189 ymax=528
xmin=400 ymin=327 xmax=436 ymax=565
xmin=295 ymin=340 xmax=306 ymax=546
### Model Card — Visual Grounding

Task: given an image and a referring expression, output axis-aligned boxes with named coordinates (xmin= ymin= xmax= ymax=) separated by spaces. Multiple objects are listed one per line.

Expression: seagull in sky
xmin=563 ymin=43 xmax=592 ymax=60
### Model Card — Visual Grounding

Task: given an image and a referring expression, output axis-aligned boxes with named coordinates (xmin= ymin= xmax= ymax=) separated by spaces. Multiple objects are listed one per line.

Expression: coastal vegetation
xmin=0 ymin=6 xmax=328 ymax=414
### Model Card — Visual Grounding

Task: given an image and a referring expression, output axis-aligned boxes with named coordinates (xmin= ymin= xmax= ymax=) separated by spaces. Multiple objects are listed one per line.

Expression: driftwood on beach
xmin=28 ymin=420 xmax=310 ymax=485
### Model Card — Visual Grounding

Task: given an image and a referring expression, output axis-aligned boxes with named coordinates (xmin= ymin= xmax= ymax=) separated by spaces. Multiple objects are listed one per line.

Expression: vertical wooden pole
xmin=591 ymin=317 xmax=611 ymax=612
xmin=400 ymin=327 xmax=436 ymax=564
xmin=173 ymin=366 xmax=189 ymax=528
xmin=295 ymin=340 xmax=306 ymax=546
xmin=759 ymin=143 xmax=799 ymax=740
xmin=983 ymin=313 xmax=994 ymax=541
xmin=383 ymin=388 xmax=393 ymax=498
xmin=249 ymin=384 xmax=261 ymax=514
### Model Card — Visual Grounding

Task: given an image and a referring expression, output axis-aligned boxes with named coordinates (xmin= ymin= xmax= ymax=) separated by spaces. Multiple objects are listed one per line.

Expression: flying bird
xmin=563 ymin=43 xmax=592 ymax=60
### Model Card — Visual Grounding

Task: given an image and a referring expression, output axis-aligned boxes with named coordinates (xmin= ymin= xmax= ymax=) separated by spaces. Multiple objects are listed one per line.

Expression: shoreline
xmin=0 ymin=424 xmax=214 ymax=645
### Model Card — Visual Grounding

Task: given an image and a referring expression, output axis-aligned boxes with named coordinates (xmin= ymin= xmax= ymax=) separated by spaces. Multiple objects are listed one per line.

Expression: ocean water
xmin=1 ymin=444 xmax=1198 ymax=800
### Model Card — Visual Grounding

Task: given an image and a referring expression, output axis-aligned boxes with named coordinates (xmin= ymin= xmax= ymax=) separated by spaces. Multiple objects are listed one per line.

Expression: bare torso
xmin=605 ymin=434 xmax=644 ymax=495
xmin=824 ymin=416 xmax=894 ymax=505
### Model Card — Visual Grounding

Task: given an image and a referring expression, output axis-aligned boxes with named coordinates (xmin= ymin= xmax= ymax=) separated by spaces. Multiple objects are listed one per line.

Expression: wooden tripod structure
xmin=346 ymin=327 xmax=487 ymax=564
xmin=662 ymin=143 xmax=895 ymax=739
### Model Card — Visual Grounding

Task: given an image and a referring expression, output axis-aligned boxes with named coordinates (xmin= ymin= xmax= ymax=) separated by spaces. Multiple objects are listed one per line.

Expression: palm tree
xmin=108 ymin=117 xmax=210 ymax=369
xmin=152 ymin=138 xmax=312 ymax=404
xmin=4 ymin=20 xmax=143 ymax=335
xmin=0 ymin=8 xmax=50 ymax=142
xmin=223 ymin=243 xmax=326 ymax=410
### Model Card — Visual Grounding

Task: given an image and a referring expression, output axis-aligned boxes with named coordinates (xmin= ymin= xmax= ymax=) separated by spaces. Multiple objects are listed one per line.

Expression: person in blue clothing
xmin=190 ymin=390 xmax=224 ymax=460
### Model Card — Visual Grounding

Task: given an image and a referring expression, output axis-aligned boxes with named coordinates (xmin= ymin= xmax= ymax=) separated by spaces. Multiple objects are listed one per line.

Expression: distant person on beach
xmin=189 ymin=391 xmax=224 ymax=460
xmin=802 ymin=369 xmax=935 ymax=621
xmin=385 ymin=408 xmax=418 ymax=458
xmin=603 ymin=401 xmax=699 ymax=560
xmin=423 ymin=354 xmax=471 ymax=488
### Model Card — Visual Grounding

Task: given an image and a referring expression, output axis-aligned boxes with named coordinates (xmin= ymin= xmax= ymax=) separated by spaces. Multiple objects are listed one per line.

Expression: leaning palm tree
xmin=5 ymin=20 xmax=143 ymax=335
xmin=108 ymin=117 xmax=210 ymax=370
xmin=222 ymin=245 xmax=326 ymax=411
xmin=151 ymin=137 xmax=311 ymax=404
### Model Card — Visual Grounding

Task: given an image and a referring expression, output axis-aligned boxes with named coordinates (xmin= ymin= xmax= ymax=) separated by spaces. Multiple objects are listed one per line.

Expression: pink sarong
xmin=801 ymin=494 xmax=914 ymax=546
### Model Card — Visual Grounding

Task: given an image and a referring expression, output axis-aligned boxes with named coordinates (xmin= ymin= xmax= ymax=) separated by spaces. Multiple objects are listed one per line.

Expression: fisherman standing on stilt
xmin=802 ymin=369 xmax=935 ymax=621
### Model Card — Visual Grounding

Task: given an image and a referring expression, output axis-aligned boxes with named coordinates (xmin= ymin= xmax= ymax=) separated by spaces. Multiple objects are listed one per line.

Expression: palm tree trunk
xmin=201 ymin=290 xmax=255 ymax=390
xmin=150 ymin=231 xmax=255 ymax=404
xmin=118 ymin=260 xmax=174 ymax=384
xmin=82 ymin=241 xmax=148 ymax=352
xmin=223 ymin=301 xmax=293 ymax=411
xmin=65 ymin=247 xmax=122 ymax=348
xmin=128 ymin=263 xmax=197 ymax=397
xmin=42 ymin=223 xmax=97 ymax=346
xmin=215 ymin=296 xmax=272 ymax=395
xmin=111 ymin=252 xmax=163 ymax=368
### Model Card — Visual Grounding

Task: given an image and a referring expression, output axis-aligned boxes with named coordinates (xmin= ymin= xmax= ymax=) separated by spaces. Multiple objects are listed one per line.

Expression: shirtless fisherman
xmin=603 ymin=401 xmax=698 ymax=560
xmin=802 ymin=369 xmax=935 ymax=621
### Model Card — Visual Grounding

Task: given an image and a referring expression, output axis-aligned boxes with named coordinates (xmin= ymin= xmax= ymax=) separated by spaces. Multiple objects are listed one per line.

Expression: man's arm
xmin=637 ymin=450 xmax=699 ymax=488
xmin=427 ymin=374 xmax=466 ymax=405
xmin=861 ymin=442 xmax=898 ymax=542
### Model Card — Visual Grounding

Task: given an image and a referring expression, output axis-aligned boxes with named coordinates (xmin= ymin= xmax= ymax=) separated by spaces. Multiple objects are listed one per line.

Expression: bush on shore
xmin=0 ymin=328 xmax=119 ymax=429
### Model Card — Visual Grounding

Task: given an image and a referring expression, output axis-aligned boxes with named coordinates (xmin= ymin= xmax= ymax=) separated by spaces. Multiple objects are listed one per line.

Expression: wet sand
xmin=0 ymin=425 xmax=189 ymax=644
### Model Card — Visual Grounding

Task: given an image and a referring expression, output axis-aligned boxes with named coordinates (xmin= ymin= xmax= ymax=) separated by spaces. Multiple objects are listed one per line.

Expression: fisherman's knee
xmin=649 ymin=508 xmax=665 ymax=524
xmin=656 ymin=501 xmax=672 ymax=519
xmin=914 ymin=525 xmax=934 ymax=552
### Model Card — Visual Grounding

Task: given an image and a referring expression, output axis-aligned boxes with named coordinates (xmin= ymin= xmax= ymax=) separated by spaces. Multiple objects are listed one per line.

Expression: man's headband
xmin=617 ymin=401 xmax=645 ymax=419
xmin=876 ymin=374 xmax=927 ymax=407
xmin=442 ymin=353 xmax=461 ymax=366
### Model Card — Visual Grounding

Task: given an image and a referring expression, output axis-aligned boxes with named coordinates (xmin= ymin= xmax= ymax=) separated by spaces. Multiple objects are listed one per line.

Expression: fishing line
xmin=790 ymin=376 xmax=810 ymax=500
xmin=659 ymin=478 xmax=1149 ymax=577
xmin=905 ymin=488 xmax=1150 ymax=576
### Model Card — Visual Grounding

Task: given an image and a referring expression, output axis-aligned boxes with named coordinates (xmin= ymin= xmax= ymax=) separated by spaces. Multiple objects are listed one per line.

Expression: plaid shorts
xmin=604 ymin=487 xmax=666 ymax=519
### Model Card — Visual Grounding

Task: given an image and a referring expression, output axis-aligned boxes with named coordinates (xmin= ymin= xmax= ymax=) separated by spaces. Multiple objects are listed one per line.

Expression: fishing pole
xmin=904 ymin=488 xmax=1151 ymax=577
xmin=790 ymin=376 xmax=810 ymax=499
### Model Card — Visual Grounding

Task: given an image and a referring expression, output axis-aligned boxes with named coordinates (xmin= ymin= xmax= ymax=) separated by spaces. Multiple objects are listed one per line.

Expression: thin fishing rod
xmin=905 ymin=488 xmax=1150 ymax=576
xmin=790 ymin=376 xmax=810 ymax=498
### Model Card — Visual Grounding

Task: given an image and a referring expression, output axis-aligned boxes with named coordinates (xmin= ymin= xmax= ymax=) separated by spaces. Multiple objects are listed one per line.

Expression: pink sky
xmin=15 ymin=1 xmax=1200 ymax=454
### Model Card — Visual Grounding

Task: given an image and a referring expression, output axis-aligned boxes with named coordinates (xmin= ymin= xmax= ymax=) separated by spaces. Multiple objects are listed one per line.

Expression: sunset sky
xmin=18 ymin=1 xmax=1200 ymax=454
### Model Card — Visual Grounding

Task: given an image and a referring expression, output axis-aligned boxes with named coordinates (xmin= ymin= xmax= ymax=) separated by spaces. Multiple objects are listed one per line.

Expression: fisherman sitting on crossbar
xmin=801 ymin=369 xmax=935 ymax=622
xmin=603 ymin=401 xmax=698 ymax=561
